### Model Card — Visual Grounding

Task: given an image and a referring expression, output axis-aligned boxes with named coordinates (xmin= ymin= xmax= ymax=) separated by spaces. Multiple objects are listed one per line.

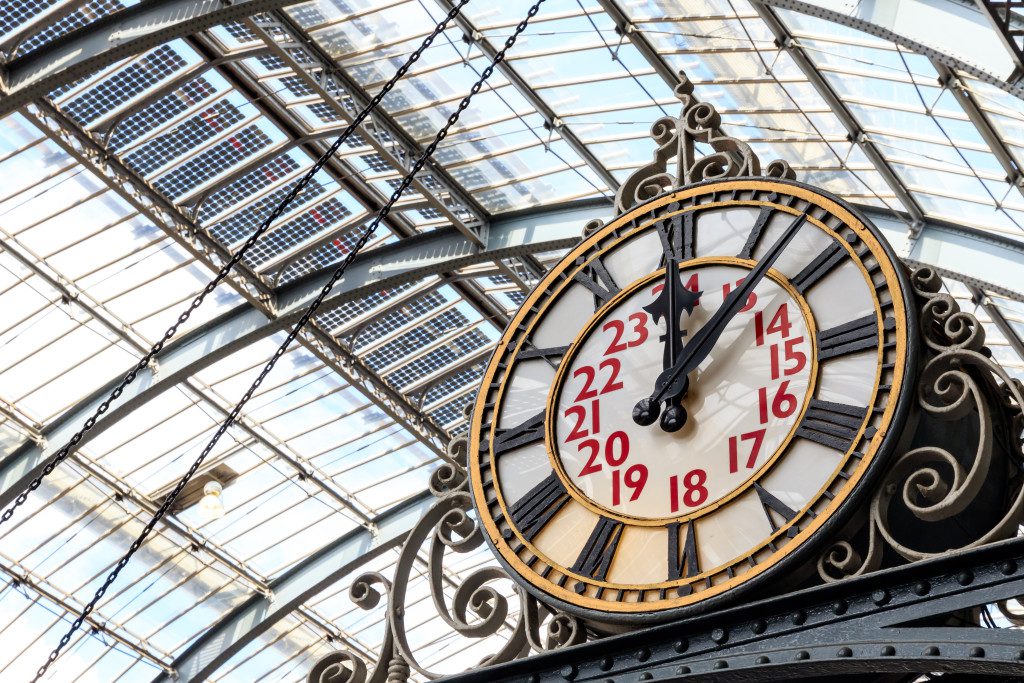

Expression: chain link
xmin=1 ymin=0 xmax=472 ymax=531
xmin=31 ymin=1 xmax=545 ymax=679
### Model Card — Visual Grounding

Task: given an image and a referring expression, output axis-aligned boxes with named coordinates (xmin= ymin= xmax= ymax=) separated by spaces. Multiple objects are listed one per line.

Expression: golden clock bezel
xmin=468 ymin=178 xmax=915 ymax=622
xmin=544 ymin=256 xmax=820 ymax=526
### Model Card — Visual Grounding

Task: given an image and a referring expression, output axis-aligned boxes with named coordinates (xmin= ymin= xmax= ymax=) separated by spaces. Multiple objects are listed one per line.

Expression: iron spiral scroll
xmin=306 ymin=438 xmax=590 ymax=683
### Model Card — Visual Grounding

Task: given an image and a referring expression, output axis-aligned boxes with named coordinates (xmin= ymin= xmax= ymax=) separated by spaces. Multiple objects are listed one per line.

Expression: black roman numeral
xmin=790 ymin=239 xmax=848 ymax=293
xmin=754 ymin=483 xmax=799 ymax=537
xmin=667 ymin=519 xmax=699 ymax=581
xmin=818 ymin=315 xmax=880 ymax=360
xmin=654 ymin=212 xmax=695 ymax=265
xmin=571 ymin=517 xmax=624 ymax=583
xmin=490 ymin=410 xmax=545 ymax=456
xmin=796 ymin=399 xmax=868 ymax=451
xmin=573 ymin=255 xmax=620 ymax=309
xmin=737 ymin=207 xmax=774 ymax=260
xmin=509 ymin=472 xmax=569 ymax=542
xmin=516 ymin=344 xmax=568 ymax=365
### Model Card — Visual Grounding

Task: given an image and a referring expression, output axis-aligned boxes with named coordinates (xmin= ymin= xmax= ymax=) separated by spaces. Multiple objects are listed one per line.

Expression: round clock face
xmin=468 ymin=179 xmax=916 ymax=622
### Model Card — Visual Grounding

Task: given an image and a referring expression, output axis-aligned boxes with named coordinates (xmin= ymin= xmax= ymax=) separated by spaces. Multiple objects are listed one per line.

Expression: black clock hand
xmin=633 ymin=211 xmax=809 ymax=429
xmin=642 ymin=257 xmax=701 ymax=370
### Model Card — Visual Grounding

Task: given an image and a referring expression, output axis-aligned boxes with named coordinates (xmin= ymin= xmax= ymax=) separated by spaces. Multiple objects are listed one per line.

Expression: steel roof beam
xmin=0 ymin=199 xmax=600 ymax=515
xmin=0 ymin=0 xmax=305 ymax=117
xmin=433 ymin=0 xmax=621 ymax=194
xmin=974 ymin=1 xmax=1024 ymax=82
xmin=749 ymin=1 xmax=927 ymax=230
xmin=761 ymin=0 xmax=1024 ymax=100
xmin=248 ymin=11 xmax=489 ymax=246
xmin=934 ymin=60 xmax=1024 ymax=191
xmin=155 ymin=490 xmax=435 ymax=683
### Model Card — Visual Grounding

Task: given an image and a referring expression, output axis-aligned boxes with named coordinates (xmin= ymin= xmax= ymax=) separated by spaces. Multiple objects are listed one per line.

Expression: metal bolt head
xmin=674 ymin=638 xmax=688 ymax=653
xmin=913 ymin=580 xmax=929 ymax=596
xmin=560 ymin=664 xmax=577 ymax=680
xmin=752 ymin=618 xmax=767 ymax=634
xmin=599 ymin=656 xmax=613 ymax=671
xmin=755 ymin=656 xmax=770 ymax=664
xmin=837 ymin=647 xmax=852 ymax=658
xmin=956 ymin=570 xmax=973 ymax=586
xmin=923 ymin=646 xmax=940 ymax=657
xmin=832 ymin=599 xmax=848 ymax=615
xmin=790 ymin=610 xmax=806 ymax=625
xmin=795 ymin=651 xmax=810 ymax=660
xmin=676 ymin=666 xmax=690 ymax=674
xmin=712 ymin=627 xmax=728 ymax=644
xmin=639 ymin=674 xmax=653 ymax=681
xmin=714 ymin=660 xmax=728 ymax=669
xmin=637 ymin=648 xmax=651 ymax=662
xmin=1001 ymin=560 xmax=1018 ymax=575
xmin=881 ymin=646 xmax=896 ymax=656
xmin=970 ymin=646 xmax=985 ymax=658
xmin=872 ymin=589 xmax=890 ymax=605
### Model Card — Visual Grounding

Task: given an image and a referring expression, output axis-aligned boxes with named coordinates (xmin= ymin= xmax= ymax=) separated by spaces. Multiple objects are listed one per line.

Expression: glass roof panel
xmin=4 ymin=1 xmax=1024 ymax=680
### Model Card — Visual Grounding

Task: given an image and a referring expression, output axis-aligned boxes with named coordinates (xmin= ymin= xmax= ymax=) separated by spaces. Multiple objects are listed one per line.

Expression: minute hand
xmin=650 ymin=211 xmax=808 ymax=403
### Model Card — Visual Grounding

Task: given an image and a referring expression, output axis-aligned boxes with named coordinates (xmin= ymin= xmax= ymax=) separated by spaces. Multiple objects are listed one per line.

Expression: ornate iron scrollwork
xmin=614 ymin=71 xmax=795 ymax=214
xmin=819 ymin=266 xmax=1024 ymax=582
xmin=307 ymin=439 xmax=587 ymax=683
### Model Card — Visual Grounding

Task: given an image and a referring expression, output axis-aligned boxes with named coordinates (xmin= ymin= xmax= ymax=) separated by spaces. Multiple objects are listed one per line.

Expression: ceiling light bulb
xmin=199 ymin=480 xmax=225 ymax=521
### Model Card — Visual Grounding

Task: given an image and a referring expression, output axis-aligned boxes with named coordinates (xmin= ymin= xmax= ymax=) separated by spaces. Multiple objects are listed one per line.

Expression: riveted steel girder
xmin=0 ymin=0 xmax=305 ymax=116
xmin=444 ymin=536 xmax=1024 ymax=682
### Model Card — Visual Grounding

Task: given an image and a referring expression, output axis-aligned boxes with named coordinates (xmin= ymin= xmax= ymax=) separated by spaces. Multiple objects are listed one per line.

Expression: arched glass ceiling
xmin=1 ymin=0 xmax=1024 ymax=680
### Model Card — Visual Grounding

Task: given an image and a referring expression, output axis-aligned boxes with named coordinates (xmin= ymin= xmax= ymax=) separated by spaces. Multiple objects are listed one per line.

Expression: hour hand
xmin=642 ymin=258 xmax=700 ymax=368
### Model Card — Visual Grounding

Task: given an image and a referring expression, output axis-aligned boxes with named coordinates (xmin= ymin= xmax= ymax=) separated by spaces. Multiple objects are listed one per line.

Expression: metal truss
xmin=0 ymin=199 xmax=600 ymax=516
xmin=0 ymin=0 xmax=304 ymax=116
xmin=762 ymin=0 xmax=1024 ymax=100
xmin=749 ymin=1 xmax=928 ymax=231
xmin=158 ymin=491 xmax=434 ymax=683
xmin=975 ymin=0 xmax=1024 ymax=82
xmin=20 ymin=98 xmax=454 ymax=473
xmin=444 ymin=536 xmax=1024 ymax=682
xmin=246 ymin=10 xmax=488 ymax=245
xmin=433 ymin=0 xmax=620 ymax=194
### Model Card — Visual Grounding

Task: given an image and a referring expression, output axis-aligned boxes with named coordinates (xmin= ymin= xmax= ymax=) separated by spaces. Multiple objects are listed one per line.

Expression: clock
xmin=468 ymin=178 xmax=917 ymax=623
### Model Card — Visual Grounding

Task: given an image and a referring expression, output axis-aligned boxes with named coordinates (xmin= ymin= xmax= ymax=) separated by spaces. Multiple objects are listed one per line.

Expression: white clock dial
xmin=552 ymin=262 xmax=814 ymax=520
xmin=469 ymin=180 xmax=914 ymax=622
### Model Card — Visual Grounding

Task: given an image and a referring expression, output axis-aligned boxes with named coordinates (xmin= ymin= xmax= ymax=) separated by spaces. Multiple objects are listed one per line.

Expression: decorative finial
xmin=614 ymin=71 xmax=796 ymax=213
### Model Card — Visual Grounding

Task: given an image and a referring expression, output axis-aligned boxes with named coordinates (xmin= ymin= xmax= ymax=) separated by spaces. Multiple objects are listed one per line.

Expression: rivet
xmin=881 ymin=646 xmax=896 ymax=656
xmin=599 ymin=656 xmax=613 ymax=671
xmin=956 ymin=570 xmax=973 ymax=586
xmin=714 ymin=660 xmax=728 ymax=669
xmin=832 ymin=599 xmax=848 ymax=615
xmin=924 ymin=646 xmax=939 ymax=657
xmin=790 ymin=610 xmax=806 ymax=625
xmin=913 ymin=581 xmax=929 ymax=596
xmin=501 ymin=528 xmax=513 ymax=540
xmin=970 ymin=647 xmax=985 ymax=658
xmin=752 ymin=618 xmax=767 ymax=634
xmin=837 ymin=647 xmax=852 ymax=658
xmin=755 ymin=655 xmax=770 ymax=664
xmin=637 ymin=648 xmax=651 ymax=662
xmin=639 ymin=674 xmax=653 ymax=681
xmin=712 ymin=628 xmax=728 ymax=644
xmin=674 ymin=639 xmax=689 ymax=654
xmin=574 ymin=582 xmax=586 ymax=594
xmin=560 ymin=664 xmax=578 ymax=680
xmin=872 ymin=589 xmax=890 ymax=605
xmin=676 ymin=666 xmax=690 ymax=674
xmin=1017 ymin=649 xmax=1024 ymax=661
xmin=796 ymin=651 xmax=810 ymax=660
xmin=1001 ymin=560 xmax=1017 ymax=575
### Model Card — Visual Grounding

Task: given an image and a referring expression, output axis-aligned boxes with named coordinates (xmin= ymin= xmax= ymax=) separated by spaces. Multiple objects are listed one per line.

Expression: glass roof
xmin=2 ymin=0 xmax=1024 ymax=680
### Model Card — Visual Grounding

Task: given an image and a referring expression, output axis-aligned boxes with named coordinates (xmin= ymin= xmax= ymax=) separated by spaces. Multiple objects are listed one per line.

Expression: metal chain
xmin=0 ymin=0 xmax=472 ymax=531
xmin=32 ymin=1 xmax=545 ymax=679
